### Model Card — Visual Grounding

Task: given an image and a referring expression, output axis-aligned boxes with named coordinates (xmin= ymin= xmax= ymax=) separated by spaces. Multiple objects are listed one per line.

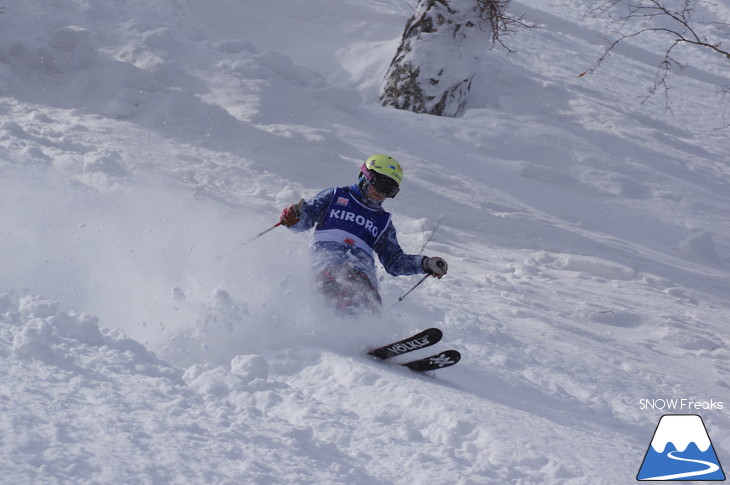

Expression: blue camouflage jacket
xmin=289 ymin=184 xmax=425 ymax=287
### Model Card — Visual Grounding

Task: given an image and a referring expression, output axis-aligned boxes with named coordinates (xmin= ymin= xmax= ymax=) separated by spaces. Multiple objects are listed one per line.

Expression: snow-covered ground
xmin=1 ymin=1 xmax=729 ymax=483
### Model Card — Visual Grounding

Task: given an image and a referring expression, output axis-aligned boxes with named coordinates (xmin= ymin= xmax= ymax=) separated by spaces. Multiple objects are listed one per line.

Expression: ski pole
xmin=216 ymin=222 xmax=281 ymax=260
xmin=387 ymin=274 xmax=430 ymax=311
xmin=419 ymin=214 xmax=445 ymax=255
xmin=246 ymin=222 xmax=282 ymax=244
xmin=387 ymin=259 xmax=446 ymax=310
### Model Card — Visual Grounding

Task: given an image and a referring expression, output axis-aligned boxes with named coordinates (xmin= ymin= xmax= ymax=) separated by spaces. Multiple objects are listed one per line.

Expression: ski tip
xmin=441 ymin=349 xmax=461 ymax=364
xmin=402 ymin=349 xmax=461 ymax=372
xmin=367 ymin=327 xmax=444 ymax=360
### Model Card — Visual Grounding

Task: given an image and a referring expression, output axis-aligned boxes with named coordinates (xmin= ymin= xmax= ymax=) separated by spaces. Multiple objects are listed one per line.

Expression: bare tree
xmin=380 ymin=0 xmax=532 ymax=117
xmin=583 ymin=0 xmax=730 ymax=112
xmin=475 ymin=0 xmax=533 ymax=52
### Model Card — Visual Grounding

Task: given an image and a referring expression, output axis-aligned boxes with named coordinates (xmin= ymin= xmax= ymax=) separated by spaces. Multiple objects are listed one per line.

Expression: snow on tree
xmin=380 ymin=0 xmax=528 ymax=117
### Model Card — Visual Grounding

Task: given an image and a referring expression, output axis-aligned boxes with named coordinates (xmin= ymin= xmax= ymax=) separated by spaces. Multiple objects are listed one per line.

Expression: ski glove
xmin=422 ymin=256 xmax=448 ymax=279
xmin=280 ymin=199 xmax=304 ymax=227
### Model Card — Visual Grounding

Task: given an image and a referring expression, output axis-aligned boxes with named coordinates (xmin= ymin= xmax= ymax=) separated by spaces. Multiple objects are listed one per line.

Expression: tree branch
xmin=474 ymin=0 xmax=536 ymax=53
xmin=584 ymin=0 xmax=730 ymax=112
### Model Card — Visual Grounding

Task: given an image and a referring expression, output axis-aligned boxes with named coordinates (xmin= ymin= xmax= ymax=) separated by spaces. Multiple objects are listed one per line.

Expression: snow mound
xmin=0 ymin=293 xmax=381 ymax=484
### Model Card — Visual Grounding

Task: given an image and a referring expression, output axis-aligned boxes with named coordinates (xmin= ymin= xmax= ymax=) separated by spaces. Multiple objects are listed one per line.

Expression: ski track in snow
xmin=1 ymin=0 xmax=729 ymax=484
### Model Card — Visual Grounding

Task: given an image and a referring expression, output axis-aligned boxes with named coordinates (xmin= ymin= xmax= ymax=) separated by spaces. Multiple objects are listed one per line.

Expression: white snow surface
xmin=1 ymin=1 xmax=729 ymax=484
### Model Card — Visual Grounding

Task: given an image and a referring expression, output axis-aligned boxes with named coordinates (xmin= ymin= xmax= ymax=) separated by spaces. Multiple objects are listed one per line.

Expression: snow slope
xmin=1 ymin=1 xmax=729 ymax=483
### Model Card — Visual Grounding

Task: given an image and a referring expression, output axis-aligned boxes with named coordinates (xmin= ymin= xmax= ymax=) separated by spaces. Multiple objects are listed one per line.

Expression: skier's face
xmin=367 ymin=183 xmax=387 ymax=202
xmin=363 ymin=169 xmax=400 ymax=198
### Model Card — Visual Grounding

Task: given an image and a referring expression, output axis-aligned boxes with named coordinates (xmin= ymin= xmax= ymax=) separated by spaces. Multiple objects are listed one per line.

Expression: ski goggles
xmin=362 ymin=169 xmax=400 ymax=198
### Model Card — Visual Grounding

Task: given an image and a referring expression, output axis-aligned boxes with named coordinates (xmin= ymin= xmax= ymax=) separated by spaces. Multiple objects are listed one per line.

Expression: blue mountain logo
xmin=637 ymin=414 xmax=726 ymax=481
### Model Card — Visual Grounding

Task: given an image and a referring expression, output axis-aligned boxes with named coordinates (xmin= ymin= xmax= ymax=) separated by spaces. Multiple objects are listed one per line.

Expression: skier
xmin=279 ymin=154 xmax=448 ymax=313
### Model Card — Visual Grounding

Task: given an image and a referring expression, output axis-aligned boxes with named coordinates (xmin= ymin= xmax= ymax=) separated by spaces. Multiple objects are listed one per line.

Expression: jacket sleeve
xmin=373 ymin=222 xmax=425 ymax=276
xmin=288 ymin=188 xmax=334 ymax=232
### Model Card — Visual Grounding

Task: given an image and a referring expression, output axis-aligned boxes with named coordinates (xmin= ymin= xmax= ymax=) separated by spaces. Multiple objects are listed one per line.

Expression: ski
xmin=367 ymin=328 xmax=442 ymax=360
xmin=401 ymin=350 xmax=461 ymax=372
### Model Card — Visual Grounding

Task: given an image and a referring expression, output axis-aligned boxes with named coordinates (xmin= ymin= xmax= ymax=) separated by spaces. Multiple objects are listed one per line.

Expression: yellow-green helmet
xmin=359 ymin=154 xmax=403 ymax=198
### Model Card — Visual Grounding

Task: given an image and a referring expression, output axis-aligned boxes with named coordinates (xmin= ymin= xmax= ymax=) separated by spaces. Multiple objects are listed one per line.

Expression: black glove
xmin=280 ymin=199 xmax=304 ymax=227
xmin=422 ymin=256 xmax=448 ymax=279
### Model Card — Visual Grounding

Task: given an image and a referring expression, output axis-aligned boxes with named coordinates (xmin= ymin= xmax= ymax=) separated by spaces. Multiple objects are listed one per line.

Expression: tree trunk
xmin=380 ymin=0 xmax=492 ymax=117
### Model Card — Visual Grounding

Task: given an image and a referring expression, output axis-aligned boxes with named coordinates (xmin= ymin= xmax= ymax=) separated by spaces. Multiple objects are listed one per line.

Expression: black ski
xmin=367 ymin=328 xmax=442 ymax=360
xmin=402 ymin=350 xmax=461 ymax=372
